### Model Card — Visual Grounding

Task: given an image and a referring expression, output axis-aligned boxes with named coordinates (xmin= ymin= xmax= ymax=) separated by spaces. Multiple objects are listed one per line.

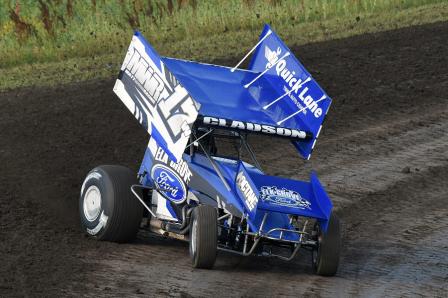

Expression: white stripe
xmin=263 ymin=76 xmax=311 ymax=110
xmin=308 ymin=138 xmax=318 ymax=160
xmin=231 ymin=30 xmax=272 ymax=72
xmin=263 ymin=88 xmax=294 ymax=109
xmin=276 ymin=94 xmax=327 ymax=125
xmin=164 ymin=57 xmax=257 ymax=73
xmin=244 ymin=52 xmax=290 ymax=89
xmin=316 ymin=125 xmax=323 ymax=139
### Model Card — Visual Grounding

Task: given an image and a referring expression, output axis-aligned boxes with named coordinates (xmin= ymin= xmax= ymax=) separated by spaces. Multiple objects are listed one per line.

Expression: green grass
xmin=0 ymin=0 xmax=447 ymax=90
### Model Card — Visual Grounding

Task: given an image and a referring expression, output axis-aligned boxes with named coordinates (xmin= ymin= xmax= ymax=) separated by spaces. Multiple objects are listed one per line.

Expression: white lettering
xmin=155 ymin=147 xmax=168 ymax=164
xmin=276 ymin=59 xmax=286 ymax=75
xmin=236 ymin=172 xmax=258 ymax=211
xmin=204 ymin=116 xmax=219 ymax=125
xmin=201 ymin=117 xmax=308 ymax=139
xmin=265 ymin=46 xmax=325 ymax=119
xmin=230 ymin=121 xmax=245 ymax=130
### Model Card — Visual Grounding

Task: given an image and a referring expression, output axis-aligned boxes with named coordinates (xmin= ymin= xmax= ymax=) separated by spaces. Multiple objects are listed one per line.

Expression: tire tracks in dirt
xmin=68 ymin=23 xmax=448 ymax=297
xmin=1 ymin=21 xmax=447 ymax=297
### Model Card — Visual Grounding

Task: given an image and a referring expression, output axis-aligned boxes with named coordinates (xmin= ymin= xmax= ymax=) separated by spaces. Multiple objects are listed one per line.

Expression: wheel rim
xmin=83 ymin=185 xmax=102 ymax=222
xmin=190 ymin=218 xmax=197 ymax=256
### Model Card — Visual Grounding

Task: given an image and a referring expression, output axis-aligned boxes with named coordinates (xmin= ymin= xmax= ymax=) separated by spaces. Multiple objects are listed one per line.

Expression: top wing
xmin=113 ymin=32 xmax=200 ymax=163
xmin=162 ymin=25 xmax=331 ymax=160
xmin=248 ymin=24 xmax=332 ymax=159
xmin=162 ymin=57 xmax=311 ymax=141
xmin=113 ymin=25 xmax=331 ymax=161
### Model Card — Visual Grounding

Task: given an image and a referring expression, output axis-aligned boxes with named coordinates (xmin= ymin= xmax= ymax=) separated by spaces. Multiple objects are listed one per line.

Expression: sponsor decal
xmin=87 ymin=211 xmax=108 ymax=235
xmin=120 ymin=46 xmax=199 ymax=139
xmin=265 ymin=46 xmax=282 ymax=69
xmin=260 ymin=186 xmax=311 ymax=210
xmin=264 ymin=45 xmax=323 ymax=119
xmin=151 ymin=164 xmax=187 ymax=204
xmin=236 ymin=171 xmax=258 ymax=211
xmin=202 ymin=116 xmax=309 ymax=140
xmin=114 ymin=35 xmax=199 ymax=162
xmin=153 ymin=144 xmax=192 ymax=185
xmin=81 ymin=171 xmax=102 ymax=195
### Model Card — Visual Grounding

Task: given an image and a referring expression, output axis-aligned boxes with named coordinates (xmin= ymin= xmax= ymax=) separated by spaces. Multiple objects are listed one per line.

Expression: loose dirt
xmin=1 ymin=21 xmax=447 ymax=297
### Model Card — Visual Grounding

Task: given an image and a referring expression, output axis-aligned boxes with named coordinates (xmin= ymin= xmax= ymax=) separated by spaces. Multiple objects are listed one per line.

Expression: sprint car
xmin=79 ymin=25 xmax=341 ymax=275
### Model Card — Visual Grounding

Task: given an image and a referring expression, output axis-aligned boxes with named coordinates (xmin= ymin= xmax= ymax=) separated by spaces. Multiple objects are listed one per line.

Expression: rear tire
xmin=79 ymin=165 xmax=143 ymax=243
xmin=189 ymin=205 xmax=218 ymax=269
xmin=312 ymin=213 xmax=341 ymax=276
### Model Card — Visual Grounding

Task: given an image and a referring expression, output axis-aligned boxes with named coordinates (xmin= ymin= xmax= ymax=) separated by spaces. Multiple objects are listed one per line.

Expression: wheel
xmin=312 ymin=213 xmax=341 ymax=276
xmin=79 ymin=165 xmax=143 ymax=243
xmin=189 ymin=205 xmax=218 ymax=269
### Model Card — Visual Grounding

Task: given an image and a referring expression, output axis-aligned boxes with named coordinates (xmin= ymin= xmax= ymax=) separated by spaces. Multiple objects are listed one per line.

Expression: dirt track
xmin=1 ymin=22 xmax=447 ymax=297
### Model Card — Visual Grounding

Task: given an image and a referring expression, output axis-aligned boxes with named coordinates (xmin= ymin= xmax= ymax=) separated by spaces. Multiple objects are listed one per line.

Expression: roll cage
xmin=188 ymin=126 xmax=262 ymax=168
xmin=183 ymin=126 xmax=317 ymax=260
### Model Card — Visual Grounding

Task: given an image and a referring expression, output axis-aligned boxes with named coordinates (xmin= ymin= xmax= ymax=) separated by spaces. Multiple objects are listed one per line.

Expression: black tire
xmin=312 ymin=213 xmax=341 ymax=276
xmin=189 ymin=205 xmax=218 ymax=269
xmin=79 ymin=165 xmax=143 ymax=243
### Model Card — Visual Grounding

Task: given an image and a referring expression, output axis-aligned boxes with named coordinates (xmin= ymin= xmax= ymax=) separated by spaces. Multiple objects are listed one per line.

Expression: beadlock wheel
xmin=312 ymin=213 xmax=341 ymax=276
xmin=189 ymin=205 xmax=218 ymax=269
xmin=83 ymin=185 xmax=102 ymax=222
xmin=79 ymin=165 xmax=143 ymax=243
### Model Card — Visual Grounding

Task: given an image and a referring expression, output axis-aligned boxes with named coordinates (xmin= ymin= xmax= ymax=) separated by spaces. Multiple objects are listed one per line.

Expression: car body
xmin=80 ymin=24 xmax=341 ymax=274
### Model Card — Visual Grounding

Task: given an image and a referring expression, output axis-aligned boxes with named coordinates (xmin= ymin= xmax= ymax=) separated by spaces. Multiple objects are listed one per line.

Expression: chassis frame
xmin=131 ymin=127 xmax=319 ymax=260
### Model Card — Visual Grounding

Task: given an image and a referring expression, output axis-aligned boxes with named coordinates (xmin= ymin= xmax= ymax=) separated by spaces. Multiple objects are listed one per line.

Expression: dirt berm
xmin=1 ymin=21 xmax=447 ymax=297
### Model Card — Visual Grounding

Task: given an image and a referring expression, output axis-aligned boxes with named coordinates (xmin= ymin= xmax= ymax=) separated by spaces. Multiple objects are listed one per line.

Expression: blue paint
xmin=234 ymin=162 xmax=260 ymax=220
xmin=133 ymin=31 xmax=163 ymax=72
xmin=161 ymin=24 xmax=331 ymax=160
xmin=130 ymin=25 xmax=336 ymax=238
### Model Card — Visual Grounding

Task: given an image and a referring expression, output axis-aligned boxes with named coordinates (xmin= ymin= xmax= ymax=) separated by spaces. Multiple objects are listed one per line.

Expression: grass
xmin=0 ymin=0 xmax=447 ymax=90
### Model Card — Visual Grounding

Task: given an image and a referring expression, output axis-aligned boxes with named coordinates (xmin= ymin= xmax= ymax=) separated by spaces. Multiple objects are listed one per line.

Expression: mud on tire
xmin=312 ymin=213 xmax=341 ymax=276
xmin=79 ymin=165 xmax=143 ymax=243
xmin=189 ymin=205 xmax=218 ymax=269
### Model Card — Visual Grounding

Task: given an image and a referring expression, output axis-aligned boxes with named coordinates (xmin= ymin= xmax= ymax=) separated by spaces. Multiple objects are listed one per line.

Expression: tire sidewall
xmin=79 ymin=168 xmax=114 ymax=238
xmin=312 ymin=214 xmax=341 ymax=276
xmin=189 ymin=205 xmax=218 ymax=268
xmin=189 ymin=208 xmax=199 ymax=265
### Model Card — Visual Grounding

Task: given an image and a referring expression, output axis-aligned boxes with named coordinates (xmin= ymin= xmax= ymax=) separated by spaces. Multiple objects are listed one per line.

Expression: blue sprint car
xmin=79 ymin=25 xmax=341 ymax=275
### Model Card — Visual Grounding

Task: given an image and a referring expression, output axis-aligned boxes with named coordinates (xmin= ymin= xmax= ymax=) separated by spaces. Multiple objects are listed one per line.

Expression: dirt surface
xmin=1 ymin=21 xmax=447 ymax=297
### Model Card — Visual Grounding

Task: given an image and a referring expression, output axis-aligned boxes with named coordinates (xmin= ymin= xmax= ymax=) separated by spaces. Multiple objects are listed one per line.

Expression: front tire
xmin=312 ymin=213 xmax=341 ymax=276
xmin=189 ymin=205 xmax=218 ymax=269
xmin=79 ymin=165 xmax=143 ymax=243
